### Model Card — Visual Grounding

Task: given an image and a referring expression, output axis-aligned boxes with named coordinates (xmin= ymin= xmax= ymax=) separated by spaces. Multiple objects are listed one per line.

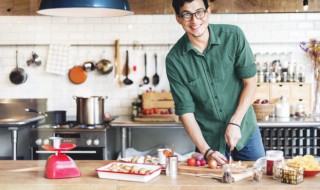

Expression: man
xmin=166 ymin=0 xmax=265 ymax=165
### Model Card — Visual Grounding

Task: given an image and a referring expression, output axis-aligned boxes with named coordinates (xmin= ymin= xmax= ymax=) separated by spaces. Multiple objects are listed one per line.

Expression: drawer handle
xmin=257 ymin=84 xmax=261 ymax=87
xmin=299 ymin=99 xmax=303 ymax=101
xmin=299 ymin=84 xmax=303 ymax=87
xmin=279 ymin=84 xmax=283 ymax=87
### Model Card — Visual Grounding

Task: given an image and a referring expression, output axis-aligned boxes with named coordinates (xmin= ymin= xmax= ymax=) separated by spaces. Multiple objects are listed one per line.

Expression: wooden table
xmin=0 ymin=160 xmax=319 ymax=190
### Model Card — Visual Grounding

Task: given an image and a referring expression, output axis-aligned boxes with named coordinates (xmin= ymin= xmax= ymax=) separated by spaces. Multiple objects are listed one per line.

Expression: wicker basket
xmin=252 ymin=103 xmax=276 ymax=120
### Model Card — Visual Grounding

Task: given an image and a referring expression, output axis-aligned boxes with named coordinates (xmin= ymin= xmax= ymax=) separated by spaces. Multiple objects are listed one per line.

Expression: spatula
xmin=152 ymin=53 xmax=160 ymax=86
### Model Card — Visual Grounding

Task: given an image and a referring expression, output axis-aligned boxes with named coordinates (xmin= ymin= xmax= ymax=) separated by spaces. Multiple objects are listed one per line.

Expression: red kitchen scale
xmin=42 ymin=143 xmax=81 ymax=179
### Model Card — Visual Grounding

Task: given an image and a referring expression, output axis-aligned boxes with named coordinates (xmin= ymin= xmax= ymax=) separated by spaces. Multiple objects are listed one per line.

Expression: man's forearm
xmin=230 ymin=75 xmax=257 ymax=124
xmin=180 ymin=113 xmax=210 ymax=155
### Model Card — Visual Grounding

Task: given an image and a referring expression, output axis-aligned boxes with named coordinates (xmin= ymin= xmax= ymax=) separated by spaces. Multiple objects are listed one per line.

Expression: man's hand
xmin=207 ymin=151 xmax=228 ymax=165
xmin=224 ymin=124 xmax=241 ymax=151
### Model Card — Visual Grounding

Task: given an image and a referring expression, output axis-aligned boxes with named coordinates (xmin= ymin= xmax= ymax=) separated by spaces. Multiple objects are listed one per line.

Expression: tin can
xmin=166 ymin=156 xmax=178 ymax=177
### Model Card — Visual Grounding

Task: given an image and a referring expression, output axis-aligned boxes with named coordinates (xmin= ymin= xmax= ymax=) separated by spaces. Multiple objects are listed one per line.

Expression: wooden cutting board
xmin=133 ymin=114 xmax=177 ymax=122
xmin=178 ymin=162 xmax=248 ymax=175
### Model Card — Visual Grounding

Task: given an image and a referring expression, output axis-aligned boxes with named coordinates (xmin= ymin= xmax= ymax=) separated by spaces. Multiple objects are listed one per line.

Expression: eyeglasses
xmin=179 ymin=9 xmax=207 ymax=22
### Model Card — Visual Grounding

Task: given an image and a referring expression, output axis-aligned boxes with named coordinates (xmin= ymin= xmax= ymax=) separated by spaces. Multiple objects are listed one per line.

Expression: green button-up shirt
xmin=166 ymin=24 xmax=257 ymax=154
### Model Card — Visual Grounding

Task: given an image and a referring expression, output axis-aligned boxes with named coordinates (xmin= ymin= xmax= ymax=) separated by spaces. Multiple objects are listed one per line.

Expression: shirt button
xmin=211 ymin=82 xmax=213 ymax=85
xmin=219 ymin=110 xmax=222 ymax=112
xmin=215 ymin=96 xmax=218 ymax=99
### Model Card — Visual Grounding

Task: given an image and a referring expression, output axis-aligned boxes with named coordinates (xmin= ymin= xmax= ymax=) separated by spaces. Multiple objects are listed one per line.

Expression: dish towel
xmin=46 ymin=44 xmax=71 ymax=75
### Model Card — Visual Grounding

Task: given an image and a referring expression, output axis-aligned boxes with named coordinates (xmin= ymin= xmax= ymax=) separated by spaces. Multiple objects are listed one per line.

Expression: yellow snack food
xmin=286 ymin=155 xmax=320 ymax=170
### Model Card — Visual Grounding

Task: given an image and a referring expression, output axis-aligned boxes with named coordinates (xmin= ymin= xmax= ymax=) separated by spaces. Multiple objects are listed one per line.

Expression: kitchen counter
xmin=111 ymin=115 xmax=320 ymax=157
xmin=0 ymin=160 xmax=318 ymax=190
xmin=0 ymin=115 xmax=45 ymax=160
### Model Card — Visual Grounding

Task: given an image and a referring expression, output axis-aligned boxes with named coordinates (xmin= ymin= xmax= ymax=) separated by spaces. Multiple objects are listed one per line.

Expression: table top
xmin=0 ymin=115 xmax=44 ymax=127
xmin=110 ymin=115 xmax=320 ymax=128
xmin=0 ymin=160 xmax=318 ymax=190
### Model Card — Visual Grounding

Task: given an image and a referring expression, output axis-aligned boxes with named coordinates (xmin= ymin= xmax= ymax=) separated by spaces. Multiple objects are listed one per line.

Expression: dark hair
xmin=172 ymin=0 xmax=209 ymax=15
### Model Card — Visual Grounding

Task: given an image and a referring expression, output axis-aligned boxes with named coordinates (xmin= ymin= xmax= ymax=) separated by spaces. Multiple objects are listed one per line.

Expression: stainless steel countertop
xmin=0 ymin=115 xmax=45 ymax=127
xmin=110 ymin=115 xmax=320 ymax=128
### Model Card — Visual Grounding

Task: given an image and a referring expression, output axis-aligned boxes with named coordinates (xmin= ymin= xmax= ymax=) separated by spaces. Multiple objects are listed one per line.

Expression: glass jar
xmin=295 ymin=104 xmax=306 ymax=117
xmin=276 ymin=96 xmax=290 ymax=118
xmin=131 ymin=102 xmax=139 ymax=117
xmin=270 ymin=72 xmax=277 ymax=83
xmin=222 ymin=165 xmax=233 ymax=183
xmin=281 ymin=72 xmax=288 ymax=83
xmin=266 ymin=150 xmax=284 ymax=176
xmin=258 ymin=72 xmax=264 ymax=83
xmin=290 ymin=104 xmax=296 ymax=117
xmin=273 ymin=161 xmax=283 ymax=179
xmin=252 ymin=167 xmax=263 ymax=182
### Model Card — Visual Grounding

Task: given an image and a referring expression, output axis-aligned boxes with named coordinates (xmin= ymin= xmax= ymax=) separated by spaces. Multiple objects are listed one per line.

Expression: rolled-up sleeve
xmin=234 ymin=27 xmax=256 ymax=79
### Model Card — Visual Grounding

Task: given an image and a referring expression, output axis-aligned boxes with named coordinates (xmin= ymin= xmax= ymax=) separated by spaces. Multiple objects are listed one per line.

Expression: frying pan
xmin=9 ymin=50 xmax=28 ymax=85
xmin=25 ymin=108 xmax=66 ymax=124
xmin=68 ymin=66 xmax=87 ymax=84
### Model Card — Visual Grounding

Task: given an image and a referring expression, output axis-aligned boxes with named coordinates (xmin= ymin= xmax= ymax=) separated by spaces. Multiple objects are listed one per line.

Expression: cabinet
xmin=254 ymin=83 xmax=312 ymax=115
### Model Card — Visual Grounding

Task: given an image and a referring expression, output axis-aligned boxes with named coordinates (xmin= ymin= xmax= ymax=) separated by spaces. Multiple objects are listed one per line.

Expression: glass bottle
xmin=272 ymin=161 xmax=283 ymax=179
xmin=131 ymin=102 xmax=138 ymax=118
xmin=222 ymin=165 xmax=233 ymax=183
xmin=252 ymin=167 xmax=263 ymax=182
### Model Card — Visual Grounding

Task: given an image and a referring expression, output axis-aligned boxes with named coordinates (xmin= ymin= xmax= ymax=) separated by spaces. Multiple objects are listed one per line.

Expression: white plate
xmin=96 ymin=162 xmax=162 ymax=183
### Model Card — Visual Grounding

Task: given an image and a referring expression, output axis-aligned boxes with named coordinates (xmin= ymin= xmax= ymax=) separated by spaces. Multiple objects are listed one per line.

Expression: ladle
xmin=123 ymin=50 xmax=133 ymax=85
xmin=152 ymin=53 xmax=160 ymax=86
xmin=143 ymin=53 xmax=149 ymax=84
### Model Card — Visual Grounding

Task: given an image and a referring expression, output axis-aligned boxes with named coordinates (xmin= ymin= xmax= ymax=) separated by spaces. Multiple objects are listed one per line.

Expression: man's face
xmin=176 ymin=0 xmax=210 ymax=38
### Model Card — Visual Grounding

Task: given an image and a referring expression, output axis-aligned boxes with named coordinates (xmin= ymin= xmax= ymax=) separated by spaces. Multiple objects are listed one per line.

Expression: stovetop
xmin=32 ymin=116 xmax=117 ymax=131
xmin=36 ymin=123 xmax=106 ymax=129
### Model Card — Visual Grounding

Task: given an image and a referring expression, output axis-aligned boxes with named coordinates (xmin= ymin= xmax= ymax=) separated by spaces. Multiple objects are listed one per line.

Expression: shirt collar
xmin=182 ymin=25 xmax=221 ymax=54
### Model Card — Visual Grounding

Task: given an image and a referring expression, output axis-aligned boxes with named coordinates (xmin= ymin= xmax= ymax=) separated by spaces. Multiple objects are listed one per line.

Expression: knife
xmin=229 ymin=150 xmax=232 ymax=165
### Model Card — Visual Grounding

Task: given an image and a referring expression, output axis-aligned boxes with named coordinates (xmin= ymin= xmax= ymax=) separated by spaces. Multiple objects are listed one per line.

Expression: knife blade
xmin=229 ymin=150 xmax=232 ymax=165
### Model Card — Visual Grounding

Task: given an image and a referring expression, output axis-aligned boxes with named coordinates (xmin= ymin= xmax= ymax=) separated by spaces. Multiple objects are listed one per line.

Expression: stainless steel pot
xmin=73 ymin=96 xmax=107 ymax=125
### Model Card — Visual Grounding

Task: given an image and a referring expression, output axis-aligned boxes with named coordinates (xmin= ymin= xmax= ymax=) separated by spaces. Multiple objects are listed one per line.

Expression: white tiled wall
xmin=0 ymin=13 xmax=319 ymax=116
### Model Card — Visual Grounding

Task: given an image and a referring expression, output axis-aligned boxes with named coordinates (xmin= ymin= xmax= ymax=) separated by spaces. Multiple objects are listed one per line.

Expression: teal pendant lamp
xmin=37 ymin=0 xmax=133 ymax=17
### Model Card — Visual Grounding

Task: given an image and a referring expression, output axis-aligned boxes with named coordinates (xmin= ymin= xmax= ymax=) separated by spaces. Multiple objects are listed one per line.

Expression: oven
xmin=29 ymin=123 xmax=109 ymax=160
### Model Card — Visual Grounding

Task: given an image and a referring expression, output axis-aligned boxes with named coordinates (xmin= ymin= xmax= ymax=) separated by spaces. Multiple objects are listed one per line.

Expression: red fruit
xmin=143 ymin=109 xmax=151 ymax=115
xmin=187 ymin=157 xmax=196 ymax=166
xmin=261 ymin=99 xmax=269 ymax=104
xmin=163 ymin=150 xmax=173 ymax=157
xmin=254 ymin=99 xmax=261 ymax=104
xmin=195 ymin=160 xmax=201 ymax=167
xmin=149 ymin=109 xmax=154 ymax=115
xmin=160 ymin=110 xmax=165 ymax=114
xmin=200 ymin=159 xmax=206 ymax=166
xmin=152 ymin=108 xmax=159 ymax=114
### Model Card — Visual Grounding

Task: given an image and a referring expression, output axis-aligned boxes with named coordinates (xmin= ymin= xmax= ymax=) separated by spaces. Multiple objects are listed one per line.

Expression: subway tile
xmin=135 ymin=15 xmax=154 ymax=24
xmin=280 ymin=22 xmax=297 ymax=30
xmin=254 ymin=14 xmax=272 ymax=22
xmin=238 ymin=14 xmax=255 ymax=22
xmin=288 ymin=13 xmax=306 ymax=21
xmin=119 ymin=16 xmax=136 ymax=24
xmin=297 ymin=22 xmax=314 ymax=30
xmin=85 ymin=17 xmax=103 ymax=24
xmin=306 ymin=13 xmax=320 ymax=20
xmin=52 ymin=17 xmax=69 ymax=24
xmin=34 ymin=16 xmax=51 ymax=24
xmin=315 ymin=21 xmax=320 ymax=29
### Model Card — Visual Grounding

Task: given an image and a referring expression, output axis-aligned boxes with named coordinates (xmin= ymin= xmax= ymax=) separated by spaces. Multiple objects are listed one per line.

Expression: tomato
xmin=187 ymin=157 xmax=196 ymax=166
xmin=163 ymin=150 xmax=173 ymax=157
xmin=143 ymin=109 xmax=150 ymax=115
xmin=149 ymin=109 xmax=154 ymax=115
xmin=152 ymin=108 xmax=159 ymax=114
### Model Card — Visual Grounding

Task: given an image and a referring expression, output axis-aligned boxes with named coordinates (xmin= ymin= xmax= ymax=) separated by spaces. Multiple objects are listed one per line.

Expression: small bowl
xmin=304 ymin=170 xmax=320 ymax=177
xmin=49 ymin=137 xmax=62 ymax=148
